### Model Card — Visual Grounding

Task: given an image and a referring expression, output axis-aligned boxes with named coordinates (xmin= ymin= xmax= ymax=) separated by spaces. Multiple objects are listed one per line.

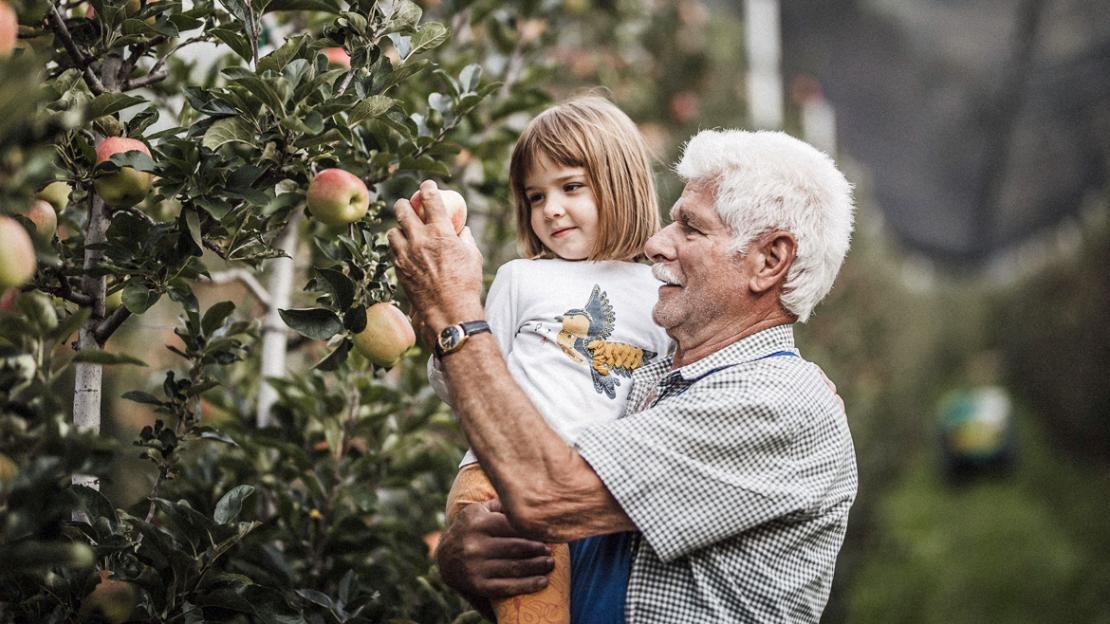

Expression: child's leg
xmin=445 ymin=464 xmax=571 ymax=624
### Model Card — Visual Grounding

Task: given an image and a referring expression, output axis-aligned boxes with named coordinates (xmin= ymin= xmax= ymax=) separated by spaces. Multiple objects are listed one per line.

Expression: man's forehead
xmin=670 ymin=180 xmax=717 ymax=220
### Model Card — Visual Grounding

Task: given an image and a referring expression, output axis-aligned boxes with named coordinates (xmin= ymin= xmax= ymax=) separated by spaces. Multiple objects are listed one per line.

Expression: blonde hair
xmin=509 ymin=96 xmax=660 ymax=261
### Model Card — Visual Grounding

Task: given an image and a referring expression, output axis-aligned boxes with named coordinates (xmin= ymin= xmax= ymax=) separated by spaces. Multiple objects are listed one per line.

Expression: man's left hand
xmin=387 ymin=180 xmax=485 ymax=333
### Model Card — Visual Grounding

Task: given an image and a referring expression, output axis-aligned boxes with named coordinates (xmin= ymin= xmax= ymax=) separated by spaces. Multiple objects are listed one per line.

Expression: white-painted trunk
xmin=255 ymin=211 xmax=302 ymax=427
xmin=744 ymin=0 xmax=783 ymax=129
xmin=72 ymin=195 xmax=110 ymax=490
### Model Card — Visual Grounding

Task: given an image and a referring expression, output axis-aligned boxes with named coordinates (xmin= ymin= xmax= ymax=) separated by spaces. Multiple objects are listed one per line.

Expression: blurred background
xmin=92 ymin=0 xmax=1110 ymax=621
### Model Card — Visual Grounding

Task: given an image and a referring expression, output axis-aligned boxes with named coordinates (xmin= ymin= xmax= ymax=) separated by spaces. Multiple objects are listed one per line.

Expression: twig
xmin=48 ymin=5 xmax=106 ymax=95
xmin=94 ymin=305 xmax=133 ymax=344
xmin=123 ymin=70 xmax=167 ymax=91
xmin=202 ymin=269 xmax=272 ymax=307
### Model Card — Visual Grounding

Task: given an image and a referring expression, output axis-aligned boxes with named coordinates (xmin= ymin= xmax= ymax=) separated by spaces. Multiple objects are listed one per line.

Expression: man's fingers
xmin=394 ymin=197 xmax=422 ymax=239
xmin=419 ymin=180 xmax=451 ymax=231
xmin=386 ymin=227 xmax=408 ymax=259
xmin=481 ymin=537 xmax=552 ymax=560
xmin=478 ymin=576 xmax=550 ymax=599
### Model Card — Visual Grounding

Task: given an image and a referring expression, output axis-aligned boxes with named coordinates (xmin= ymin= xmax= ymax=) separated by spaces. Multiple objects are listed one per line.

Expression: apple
xmin=306 ymin=168 xmax=369 ymax=226
xmin=94 ymin=137 xmax=154 ymax=208
xmin=0 ymin=216 xmax=36 ymax=290
xmin=0 ymin=288 xmax=17 ymax=312
xmin=21 ymin=199 xmax=57 ymax=238
xmin=35 ymin=181 xmax=71 ymax=211
xmin=105 ymin=288 xmax=123 ymax=312
xmin=0 ymin=452 xmax=16 ymax=487
xmin=352 ymin=302 xmax=416 ymax=367
xmin=324 ymin=47 xmax=351 ymax=69
xmin=410 ymin=186 xmax=467 ymax=234
xmin=0 ymin=1 xmax=16 ymax=57
xmin=80 ymin=570 xmax=137 ymax=624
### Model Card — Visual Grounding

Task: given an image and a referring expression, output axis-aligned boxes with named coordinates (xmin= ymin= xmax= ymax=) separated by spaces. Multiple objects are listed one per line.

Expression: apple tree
xmin=0 ymin=0 xmax=570 ymax=621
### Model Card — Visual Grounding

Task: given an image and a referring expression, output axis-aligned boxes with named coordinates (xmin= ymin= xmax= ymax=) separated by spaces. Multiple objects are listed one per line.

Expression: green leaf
xmin=278 ymin=308 xmax=343 ymax=341
xmin=258 ymin=34 xmax=307 ymax=74
xmin=214 ymin=484 xmax=255 ymax=524
xmin=459 ymin=63 xmax=482 ymax=93
xmin=123 ymin=283 xmax=161 ymax=314
xmin=314 ymin=339 xmax=351 ymax=371
xmin=202 ymin=301 xmax=236 ymax=336
xmin=210 ymin=27 xmax=254 ymax=63
xmin=410 ymin=22 xmax=448 ymax=56
xmin=73 ymin=350 xmax=148 ymax=366
xmin=348 ymin=95 xmax=395 ymax=125
xmin=295 ymin=588 xmax=334 ymax=610
xmin=197 ymin=426 xmax=238 ymax=445
xmin=89 ymin=92 xmax=145 ymax=118
xmin=202 ymin=117 xmax=255 ymax=151
xmin=122 ymin=390 xmax=164 ymax=405
xmin=313 ymin=268 xmax=355 ymax=309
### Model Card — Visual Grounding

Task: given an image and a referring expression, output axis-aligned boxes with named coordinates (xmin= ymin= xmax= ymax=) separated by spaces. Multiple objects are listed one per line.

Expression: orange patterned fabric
xmin=446 ymin=464 xmax=571 ymax=624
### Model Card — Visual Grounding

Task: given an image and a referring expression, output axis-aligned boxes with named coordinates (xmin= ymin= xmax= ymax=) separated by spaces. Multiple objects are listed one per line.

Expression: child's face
xmin=524 ymin=153 xmax=600 ymax=261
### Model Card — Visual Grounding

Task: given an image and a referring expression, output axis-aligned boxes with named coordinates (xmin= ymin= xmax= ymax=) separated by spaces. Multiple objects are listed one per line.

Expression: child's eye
xmin=527 ymin=193 xmax=544 ymax=204
xmin=564 ymin=182 xmax=584 ymax=192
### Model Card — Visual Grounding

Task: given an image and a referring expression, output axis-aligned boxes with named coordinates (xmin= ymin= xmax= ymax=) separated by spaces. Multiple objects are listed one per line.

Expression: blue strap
xmin=760 ymin=350 xmax=797 ymax=359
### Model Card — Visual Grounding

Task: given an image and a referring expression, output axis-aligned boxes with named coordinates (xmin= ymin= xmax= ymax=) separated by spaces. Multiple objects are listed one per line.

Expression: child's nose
xmin=543 ymin=200 xmax=565 ymax=220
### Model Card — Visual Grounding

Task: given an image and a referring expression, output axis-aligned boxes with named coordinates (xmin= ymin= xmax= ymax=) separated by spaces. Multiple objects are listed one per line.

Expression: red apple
xmin=352 ymin=302 xmax=416 ymax=368
xmin=0 ymin=288 xmax=17 ymax=312
xmin=323 ymin=47 xmax=350 ymax=69
xmin=307 ymin=168 xmax=369 ymax=226
xmin=94 ymin=137 xmax=153 ymax=208
xmin=410 ymin=186 xmax=467 ymax=234
xmin=0 ymin=216 xmax=36 ymax=290
xmin=0 ymin=1 xmax=16 ymax=57
xmin=80 ymin=570 xmax=137 ymax=624
xmin=21 ymin=199 xmax=57 ymax=239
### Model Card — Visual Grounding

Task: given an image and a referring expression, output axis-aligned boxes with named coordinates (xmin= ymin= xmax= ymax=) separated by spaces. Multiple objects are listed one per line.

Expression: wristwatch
xmin=434 ymin=320 xmax=491 ymax=359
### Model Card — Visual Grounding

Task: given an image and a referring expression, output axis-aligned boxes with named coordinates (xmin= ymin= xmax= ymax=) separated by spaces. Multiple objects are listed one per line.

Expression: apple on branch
xmin=306 ymin=168 xmax=369 ymax=226
xmin=94 ymin=137 xmax=154 ymax=209
xmin=20 ymin=199 xmax=57 ymax=239
xmin=323 ymin=47 xmax=351 ymax=69
xmin=409 ymin=184 xmax=468 ymax=234
xmin=0 ymin=216 xmax=36 ymax=290
xmin=352 ymin=302 xmax=416 ymax=368
xmin=0 ymin=1 xmax=16 ymax=57
xmin=35 ymin=181 xmax=71 ymax=212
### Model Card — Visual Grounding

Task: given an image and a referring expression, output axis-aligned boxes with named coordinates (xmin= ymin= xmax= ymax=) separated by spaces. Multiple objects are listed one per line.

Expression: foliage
xmin=0 ymin=0 xmax=575 ymax=621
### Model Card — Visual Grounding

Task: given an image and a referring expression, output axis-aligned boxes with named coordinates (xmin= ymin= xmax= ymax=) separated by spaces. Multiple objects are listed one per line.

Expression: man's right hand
xmin=436 ymin=499 xmax=555 ymax=604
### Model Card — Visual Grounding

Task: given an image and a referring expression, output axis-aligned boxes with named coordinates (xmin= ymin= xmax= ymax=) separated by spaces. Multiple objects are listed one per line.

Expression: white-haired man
xmin=388 ymin=129 xmax=857 ymax=623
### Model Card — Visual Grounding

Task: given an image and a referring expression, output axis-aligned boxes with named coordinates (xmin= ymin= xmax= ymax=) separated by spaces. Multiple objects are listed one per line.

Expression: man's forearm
xmin=440 ymin=333 xmax=633 ymax=541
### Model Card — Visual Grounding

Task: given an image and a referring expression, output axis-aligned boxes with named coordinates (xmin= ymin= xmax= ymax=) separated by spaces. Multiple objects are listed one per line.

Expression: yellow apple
xmin=35 ymin=181 xmax=72 ymax=212
xmin=0 ymin=216 xmax=36 ymax=289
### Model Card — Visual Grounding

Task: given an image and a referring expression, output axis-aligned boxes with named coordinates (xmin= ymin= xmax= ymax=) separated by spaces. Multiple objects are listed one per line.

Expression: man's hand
xmin=387 ymin=180 xmax=485 ymax=334
xmin=436 ymin=500 xmax=555 ymax=605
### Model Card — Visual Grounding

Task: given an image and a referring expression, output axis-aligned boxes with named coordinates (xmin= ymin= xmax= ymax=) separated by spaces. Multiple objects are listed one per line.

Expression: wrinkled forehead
xmin=669 ymin=177 xmax=719 ymax=220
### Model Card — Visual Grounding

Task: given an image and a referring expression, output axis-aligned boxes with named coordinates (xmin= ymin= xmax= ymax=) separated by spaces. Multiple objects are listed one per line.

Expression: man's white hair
xmin=677 ymin=129 xmax=854 ymax=323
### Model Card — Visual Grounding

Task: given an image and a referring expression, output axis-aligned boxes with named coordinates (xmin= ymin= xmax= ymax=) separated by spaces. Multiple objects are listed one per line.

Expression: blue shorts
xmin=568 ymin=532 xmax=634 ymax=624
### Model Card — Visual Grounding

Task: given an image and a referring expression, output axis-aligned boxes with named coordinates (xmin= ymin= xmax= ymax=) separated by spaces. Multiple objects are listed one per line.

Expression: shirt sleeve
xmin=574 ymin=371 xmax=847 ymax=563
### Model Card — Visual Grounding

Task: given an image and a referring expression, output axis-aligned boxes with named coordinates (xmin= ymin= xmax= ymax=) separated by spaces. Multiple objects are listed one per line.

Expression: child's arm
xmin=427 ymin=262 xmax=519 ymax=405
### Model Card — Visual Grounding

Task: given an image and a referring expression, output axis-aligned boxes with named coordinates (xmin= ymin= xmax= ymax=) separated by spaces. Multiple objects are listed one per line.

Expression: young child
xmin=428 ymin=95 xmax=671 ymax=624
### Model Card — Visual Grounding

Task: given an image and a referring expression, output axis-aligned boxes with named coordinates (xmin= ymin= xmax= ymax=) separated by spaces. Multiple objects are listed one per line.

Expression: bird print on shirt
xmin=553 ymin=285 xmax=655 ymax=399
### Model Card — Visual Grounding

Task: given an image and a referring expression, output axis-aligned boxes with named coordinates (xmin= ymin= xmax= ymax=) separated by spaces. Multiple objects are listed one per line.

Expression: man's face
xmin=644 ymin=180 xmax=749 ymax=338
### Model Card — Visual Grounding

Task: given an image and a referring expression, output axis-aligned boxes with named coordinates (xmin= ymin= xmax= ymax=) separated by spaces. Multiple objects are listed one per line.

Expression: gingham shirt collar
xmin=668 ymin=324 xmax=796 ymax=382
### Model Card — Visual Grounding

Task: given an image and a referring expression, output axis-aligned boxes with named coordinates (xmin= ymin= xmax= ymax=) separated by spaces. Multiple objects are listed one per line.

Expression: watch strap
xmin=434 ymin=320 xmax=491 ymax=358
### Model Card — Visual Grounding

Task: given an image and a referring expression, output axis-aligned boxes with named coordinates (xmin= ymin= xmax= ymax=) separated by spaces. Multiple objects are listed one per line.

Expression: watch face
xmin=437 ymin=325 xmax=465 ymax=353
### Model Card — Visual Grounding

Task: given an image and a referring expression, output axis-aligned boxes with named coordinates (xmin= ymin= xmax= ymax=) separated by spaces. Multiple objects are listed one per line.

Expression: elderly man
xmin=388 ymin=129 xmax=857 ymax=623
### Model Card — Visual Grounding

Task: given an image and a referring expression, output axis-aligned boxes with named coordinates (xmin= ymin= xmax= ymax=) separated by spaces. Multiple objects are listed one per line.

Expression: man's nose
xmin=644 ymin=225 xmax=674 ymax=261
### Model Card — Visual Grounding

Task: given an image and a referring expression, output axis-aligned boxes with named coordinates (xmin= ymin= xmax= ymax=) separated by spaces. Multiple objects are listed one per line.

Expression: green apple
xmin=352 ymin=302 xmax=416 ymax=367
xmin=20 ymin=199 xmax=57 ymax=239
xmin=94 ymin=137 xmax=154 ymax=208
xmin=0 ymin=1 xmax=16 ymax=57
xmin=105 ymin=288 xmax=123 ymax=312
xmin=410 ymin=185 xmax=468 ymax=234
xmin=35 ymin=181 xmax=71 ymax=212
xmin=80 ymin=570 xmax=137 ymax=624
xmin=0 ymin=216 xmax=36 ymax=289
xmin=324 ymin=47 xmax=351 ymax=68
xmin=306 ymin=168 xmax=369 ymax=226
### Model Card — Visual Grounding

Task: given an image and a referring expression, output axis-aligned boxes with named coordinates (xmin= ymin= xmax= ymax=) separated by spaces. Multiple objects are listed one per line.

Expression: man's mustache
xmin=651 ymin=264 xmax=684 ymax=286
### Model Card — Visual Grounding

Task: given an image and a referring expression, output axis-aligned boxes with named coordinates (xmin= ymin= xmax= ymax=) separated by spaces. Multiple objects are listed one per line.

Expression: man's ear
xmin=748 ymin=230 xmax=797 ymax=294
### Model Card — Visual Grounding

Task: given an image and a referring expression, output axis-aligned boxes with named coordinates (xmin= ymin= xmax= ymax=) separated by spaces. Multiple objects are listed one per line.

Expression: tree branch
xmin=202 ymin=269 xmax=272 ymax=307
xmin=94 ymin=305 xmax=132 ymax=344
xmin=48 ymin=5 xmax=106 ymax=96
xmin=123 ymin=70 xmax=168 ymax=91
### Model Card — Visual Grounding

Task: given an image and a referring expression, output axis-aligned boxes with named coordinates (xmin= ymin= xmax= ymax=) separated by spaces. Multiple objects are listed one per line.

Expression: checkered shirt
xmin=575 ymin=325 xmax=857 ymax=623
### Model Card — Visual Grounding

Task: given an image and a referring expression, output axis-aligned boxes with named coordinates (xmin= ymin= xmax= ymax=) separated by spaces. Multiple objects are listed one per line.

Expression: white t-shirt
xmin=429 ymin=258 xmax=673 ymax=466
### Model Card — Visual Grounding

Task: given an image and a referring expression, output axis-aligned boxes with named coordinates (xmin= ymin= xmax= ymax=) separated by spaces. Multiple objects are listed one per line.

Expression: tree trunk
xmin=256 ymin=210 xmax=302 ymax=427
xmin=72 ymin=195 xmax=109 ymax=489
